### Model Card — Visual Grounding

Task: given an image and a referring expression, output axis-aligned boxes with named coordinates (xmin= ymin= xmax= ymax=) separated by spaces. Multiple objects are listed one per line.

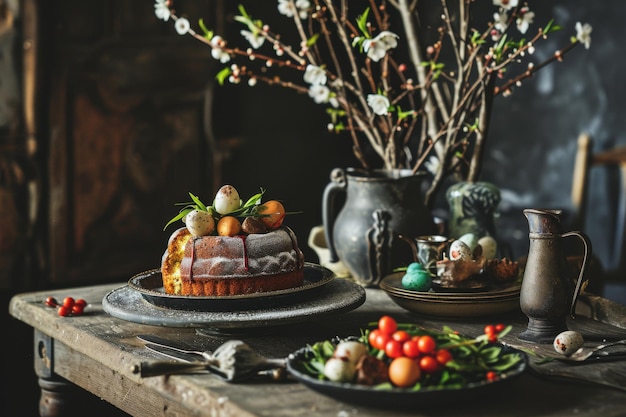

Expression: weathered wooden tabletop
xmin=9 ymin=280 xmax=626 ymax=417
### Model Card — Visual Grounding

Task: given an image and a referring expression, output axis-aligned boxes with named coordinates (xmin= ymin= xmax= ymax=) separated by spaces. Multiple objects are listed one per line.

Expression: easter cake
xmin=161 ymin=186 xmax=305 ymax=296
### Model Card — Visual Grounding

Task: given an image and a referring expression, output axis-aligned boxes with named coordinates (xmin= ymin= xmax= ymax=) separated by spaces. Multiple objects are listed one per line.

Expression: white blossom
xmin=308 ymin=85 xmax=331 ymax=104
xmin=303 ymin=65 xmax=327 ymax=86
xmin=277 ymin=0 xmax=311 ymax=19
xmin=575 ymin=22 xmax=592 ymax=49
xmin=210 ymin=36 xmax=231 ymax=63
xmin=241 ymin=29 xmax=265 ymax=49
xmin=424 ymin=156 xmax=441 ymax=176
xmin=363 ymin=31 xmax=399 ymax=62
xmin=492 ymin=0 xmax=518 ymax=11
xmin=516 ymin=10 xmax=534 ymax=34
xmin=175 ymin=18 xmax=190 ymax=35
xmin=154 ymin=0 xmax=170 ymax=21
xmin=367 ymin=94 xmax=390 ymax=115
xmin=493 ymin=12 xmax=508 ymax=32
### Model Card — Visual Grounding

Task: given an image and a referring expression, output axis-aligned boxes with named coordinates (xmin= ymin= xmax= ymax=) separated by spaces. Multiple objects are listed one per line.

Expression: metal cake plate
xmin=102 ymin=270 xmax=366 ymax=330
xmin=127 ymin=263 xmax=335 ymax=311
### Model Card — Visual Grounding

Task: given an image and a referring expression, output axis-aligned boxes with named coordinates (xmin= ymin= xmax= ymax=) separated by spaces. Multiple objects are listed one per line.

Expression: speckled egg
xmin=458 ymin=233 xmax=478 ymax=251
xmin=478 ymin=236 xmax=498 ymax=259
xmin=449 ymin=240 xmax=473 ymax=261
xmin=553 ymin=330 xmax=584 ymax=356
xmin=406 ymin=262 xmax=426 ymax=274
xmin=401 ymin=264 xmax=432 ymax=292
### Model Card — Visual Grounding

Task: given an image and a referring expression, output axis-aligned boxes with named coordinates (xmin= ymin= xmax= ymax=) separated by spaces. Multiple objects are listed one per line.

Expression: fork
xmin=557 ymin=339 xmax=626 ymax=362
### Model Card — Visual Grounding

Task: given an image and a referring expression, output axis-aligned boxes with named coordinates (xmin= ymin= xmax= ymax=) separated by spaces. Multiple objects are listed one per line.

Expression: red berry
xmin=484 ymin=324 xmax=496 ymax=337
xmin=494 ymin=323 xmax=506 ymax=333
xmin=71 ymin=304 xmax=84 ymax=315
xmin=58 ymin=305 xmax=71 ymax=317
xmin=45 ymin=296 xmax=58 ymax=307
xmin=63 ymin=297 xmax=75 ymax=308
xmin=75 ymin=299 xmax=87 ymax=308
xmin=486 ymin=371 xmax=498 ymax=382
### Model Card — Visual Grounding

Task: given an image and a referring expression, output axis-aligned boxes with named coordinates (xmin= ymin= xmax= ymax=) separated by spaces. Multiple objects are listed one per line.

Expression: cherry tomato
xmin=388 ymin=357 xmax=421 ymax=388
xmin=488 ymin=334 xmax=498 ymax=343
xmin=71 ymin=304 xmax=84 ymax=315
xmin=486 ymin=371 xmax=498 ymax=382
xmin=374 ymin=332 xmax=391 ymax=351
xmin=378 ymin=316 xmax=397 ymax=335
xmin=435 ymin=348 xmax=453 ymax=365
xmin=63 ymin=297 xmax=75 ymax=308
xmin=392 ymin=330 xmax=410 ymax=343
xmin=417 ymin=335 xmax=436 ymax=354
xmin=419 ymin=355 xmax=440 ymax=373
xmin=75 ymin=299 xmax=87 ymax=308
xmin=368 ymin=329 xmax=382 ymax=348
xmin=484 ymin=324 xmax=496 ymax=337
xmin=402 ymin=340 xmax=421 ymax=359
xmin=494 ymin=323 xmax=506 ymax=333
xmin=384 ymin=339 xmax=404 ymax=359
xmin=58 ymin=305 xmax=71 ymax=317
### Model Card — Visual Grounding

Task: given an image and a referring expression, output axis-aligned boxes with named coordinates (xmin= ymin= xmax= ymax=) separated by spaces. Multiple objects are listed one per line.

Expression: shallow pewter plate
xmin=128 ymin=262 xmax=335 ymax=311
xmin=380 ymin=274 xmax=521 ymax=318
xmin=381 ymin=273 xmax=521 ymax=300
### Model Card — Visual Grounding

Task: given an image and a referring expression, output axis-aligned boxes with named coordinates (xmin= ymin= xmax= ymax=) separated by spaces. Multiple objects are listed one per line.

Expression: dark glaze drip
xmin=236 ymin=235 xmax=249 ymax=271
xmin=189 ymin=238 xmax=196 ymax=280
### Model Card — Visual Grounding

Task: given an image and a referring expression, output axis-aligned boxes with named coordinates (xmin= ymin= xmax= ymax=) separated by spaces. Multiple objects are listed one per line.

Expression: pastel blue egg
xmin=401 ymin=269 xmax=432 ymax=291
xmin=406 ymin=262 xmax=426 ymax=274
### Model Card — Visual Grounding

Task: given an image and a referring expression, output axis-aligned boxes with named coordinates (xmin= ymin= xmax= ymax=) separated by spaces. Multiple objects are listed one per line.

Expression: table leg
xmin=38 ymin=375 xmax=72 ymax=417
xmin=34 ymin=329 xmax=74 ymax=417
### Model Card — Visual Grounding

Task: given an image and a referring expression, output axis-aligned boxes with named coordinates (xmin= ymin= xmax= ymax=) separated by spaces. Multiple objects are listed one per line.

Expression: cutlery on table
xmin=134 ymin=335 xmax=286 ymax=381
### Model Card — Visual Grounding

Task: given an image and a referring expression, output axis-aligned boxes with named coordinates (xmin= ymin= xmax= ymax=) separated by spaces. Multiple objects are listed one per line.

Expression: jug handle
xmin=398 ymin=235 xmax=419 ymax=262
xmin=562 ymin=231 xmax=593 ymax=318
xmin=322 ymin=168 xmax=347 ymax=263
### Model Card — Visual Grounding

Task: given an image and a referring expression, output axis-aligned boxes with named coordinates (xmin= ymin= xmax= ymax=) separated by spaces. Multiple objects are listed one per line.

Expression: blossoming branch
xmin=154 ymin=0 xmax=591 ymax=206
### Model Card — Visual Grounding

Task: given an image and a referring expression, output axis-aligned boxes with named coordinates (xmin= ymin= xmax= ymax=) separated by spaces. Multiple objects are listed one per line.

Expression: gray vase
xmin=322 ymin=168 xmax=437 ymax=287
xmin=446 ymin=181 xmax=501 ymax=239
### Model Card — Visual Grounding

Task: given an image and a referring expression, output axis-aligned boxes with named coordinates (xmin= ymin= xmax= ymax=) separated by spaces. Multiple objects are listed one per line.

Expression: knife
xmin=137 ymin=334 xmax=213 ymax=360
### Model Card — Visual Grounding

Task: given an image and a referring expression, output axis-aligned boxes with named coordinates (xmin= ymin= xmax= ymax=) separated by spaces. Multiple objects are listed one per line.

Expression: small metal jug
xmin=399 ymin=235 xmax=451 ymax=276
xmin=519 ymin=209 xmax=592 ymax=342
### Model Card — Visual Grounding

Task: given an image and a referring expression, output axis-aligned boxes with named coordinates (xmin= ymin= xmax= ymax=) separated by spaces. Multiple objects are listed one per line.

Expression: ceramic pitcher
xmin=322 ymin=168 xmax=437 ymax=287
xmin=519 ymin=208 xmax=592 ymax=342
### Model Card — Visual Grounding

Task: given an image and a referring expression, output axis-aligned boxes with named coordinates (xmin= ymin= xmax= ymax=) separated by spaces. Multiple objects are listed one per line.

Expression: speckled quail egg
xmin=184 ymin=209 xmax=215 ymax=237
xmin=401 ymin=263 xmax=432 ymax=292
xmin=458 ymin=233 xmax=478 ymax=251
xmin=449 ymin=240 xmax=473 ymax=261
xmin=477 ymin=236 xmax=498 ymax=259
xmin=406 ymin=262 xmax=427 ymax=274
xmin=213 ymin=185 xmax=241 ymax=214
xmin=553 ymin=330 xmax=584 ymax=356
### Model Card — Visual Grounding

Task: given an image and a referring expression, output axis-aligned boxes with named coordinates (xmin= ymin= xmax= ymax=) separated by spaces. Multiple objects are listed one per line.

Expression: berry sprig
xmin=44 ymin=296 xmax=87 ymax=317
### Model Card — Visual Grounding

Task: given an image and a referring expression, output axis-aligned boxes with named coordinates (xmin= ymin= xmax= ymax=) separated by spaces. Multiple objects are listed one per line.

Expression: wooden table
xmin=9 ymin=280 xmax=626 ymax=417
